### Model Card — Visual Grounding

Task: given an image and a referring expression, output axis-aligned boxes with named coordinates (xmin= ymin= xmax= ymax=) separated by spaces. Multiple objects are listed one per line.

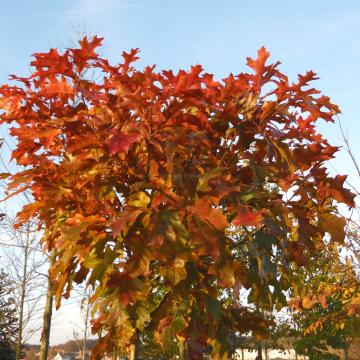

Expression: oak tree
xmin=0 ymin=37 xmax=355 ymax=359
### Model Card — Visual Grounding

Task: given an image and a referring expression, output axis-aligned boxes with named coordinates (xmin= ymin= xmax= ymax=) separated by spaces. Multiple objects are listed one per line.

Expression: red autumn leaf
xmin=78 ymin=36 xmax=103 ymax=58
xmin=288 ymin=241 xmax=308 ymax=266
xmin=31 ymin=48 xmax=70 ymax=74
xmin=233 ymin=207 xmax=263 ymax=227
xmin=41 ymin=77 xmax=74 ymax=98
xmin=246 ymin=46 xmax=273 ymax=92
xmin=319 ymin=174 xmax=356 ymax=207
xmin=189 ymin=216 xmax=221 ymax=259
xmin=122 ymin=48 xmax=140 ymax=67
xmin=72 ymin=36 xmax=103 ymax=72
xmin=107 ymin=129 xmax=141 ymax=155
xmin=246 ymin=46 xmax=270 ymax=74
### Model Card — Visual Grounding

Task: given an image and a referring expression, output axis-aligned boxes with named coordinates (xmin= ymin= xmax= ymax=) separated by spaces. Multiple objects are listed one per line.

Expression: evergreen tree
xmin=0 ymin=270 xmax=18 ymax=360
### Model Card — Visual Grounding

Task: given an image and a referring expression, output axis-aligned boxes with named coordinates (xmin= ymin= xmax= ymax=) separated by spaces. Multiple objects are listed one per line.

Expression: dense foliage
xmin=0 ymin=37 xmax=355 ymax=359
xmin=289 ymin=249 xmax=360 ymax=360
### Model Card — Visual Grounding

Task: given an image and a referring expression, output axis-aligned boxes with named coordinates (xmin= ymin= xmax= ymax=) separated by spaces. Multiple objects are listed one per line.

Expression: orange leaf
xmin=233 ymin=207 xmax=263 ymax=227
xmin=302 ymin=295 xmax=314 ymax=309
xmin=190 ymin=198 xmax=228 ymax=231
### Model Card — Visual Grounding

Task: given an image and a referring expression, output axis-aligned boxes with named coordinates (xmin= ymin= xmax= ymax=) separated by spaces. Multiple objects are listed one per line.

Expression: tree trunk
xmin=15 ymin=228 xmax=30 ymax=360
xmin=129 ymin=329 xmax=140 ymax=360
xmin=112 ymin=346 xmax=118 ymax=360
xmin=344 ymin=344 xmax=350 ymax=360
xmin=241 ymin=348 xmax=244 ymax=360
xmin=129 ymin=344 xmax=135 ymax=360
xmin=256 ymin=341 xmax=263 ymax=360
xmin=264 ymin=344 xmax=268 ymax=360
xmin=82 ymin=297 xmax=90 ymax=360
xmin=178 ymin=337 xmax=187 ymax=360
xmin=39 ymin=250 xmax=55 ymax=360
xmin=255 ymin=305 xmax=263 ymax=360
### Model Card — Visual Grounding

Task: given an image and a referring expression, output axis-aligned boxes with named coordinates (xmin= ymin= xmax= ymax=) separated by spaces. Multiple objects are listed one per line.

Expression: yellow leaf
xmin=167 ymin=258 xmax=187 ymax=285
xmin=127 ymin=191 xmax=150 ymax=208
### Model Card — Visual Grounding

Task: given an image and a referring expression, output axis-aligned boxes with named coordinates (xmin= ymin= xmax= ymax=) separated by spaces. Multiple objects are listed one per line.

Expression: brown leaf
xmin=318 ymin=212 xmax=346 ymax=243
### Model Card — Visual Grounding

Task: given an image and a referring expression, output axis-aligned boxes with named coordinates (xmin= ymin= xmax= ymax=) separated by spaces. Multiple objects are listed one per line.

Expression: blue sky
xmin=1 ymin=0 xmax=360 ymax=344
xmin=1 ymin=0 xmax=360 ymax=177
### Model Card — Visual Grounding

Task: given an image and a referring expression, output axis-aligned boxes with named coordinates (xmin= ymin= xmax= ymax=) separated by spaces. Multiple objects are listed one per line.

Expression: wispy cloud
xmin=0 ymin=3 xmax=139 ymax=21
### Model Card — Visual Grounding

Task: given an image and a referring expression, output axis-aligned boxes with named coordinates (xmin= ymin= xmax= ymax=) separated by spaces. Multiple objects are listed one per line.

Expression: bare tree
xmin=337 ymin=119 xmax=360 ymax=266
xmin=0 ymin=132 xmax=50 ymax=358
xmin=0 ymin=269 xmax=18 ymax=360
xmin=71 ymin=286 xmax=93 ymax=360
xmin=0 ymin=214 xmax=47 ymax=360
xmin=81 ymin=291 xmax=91 ymax=360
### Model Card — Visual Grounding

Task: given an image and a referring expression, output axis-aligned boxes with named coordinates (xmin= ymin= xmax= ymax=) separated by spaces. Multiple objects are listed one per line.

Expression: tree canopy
xmin=0 ymin=36 xmax=355 ymax=359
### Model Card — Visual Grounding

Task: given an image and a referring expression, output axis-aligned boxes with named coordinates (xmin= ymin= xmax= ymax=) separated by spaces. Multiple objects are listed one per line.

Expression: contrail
xmin=0 ymin=3 xmax=139 ymax=21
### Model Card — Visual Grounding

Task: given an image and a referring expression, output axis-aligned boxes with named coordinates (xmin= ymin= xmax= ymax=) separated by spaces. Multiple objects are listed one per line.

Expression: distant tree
xmin=0 ymin=141 xmax=50 ymax=359
xmin=72 ymin=287 xmax=93 ymax=360
xmin=292 ymin=295 xmax=360 ymax=360
xmin=293 ymin=304 xmax=341 ymax=360
xmin=289 ymin=249 xmax=360 ymax=360
xmin=0 ymin=216 xmax=47 ymax=360
xmin=227 ymin=332 xmax=249 ymax=360
xmin=0 ymin=270 xmax=18 ymax=360
xmin=24 ymin=346 xmax=39 ymax=360
xmin=137 ymin=330 xmax=177 ymax=360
